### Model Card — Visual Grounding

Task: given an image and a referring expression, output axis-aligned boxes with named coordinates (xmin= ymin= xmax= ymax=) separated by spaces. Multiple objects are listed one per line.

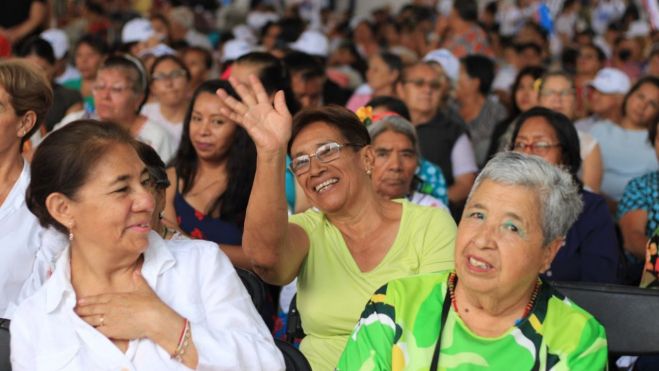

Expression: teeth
xmin=469 ymin=257 xmax=491 ymax=269
xmin=315 ymin=178 xmax=338 ymax=193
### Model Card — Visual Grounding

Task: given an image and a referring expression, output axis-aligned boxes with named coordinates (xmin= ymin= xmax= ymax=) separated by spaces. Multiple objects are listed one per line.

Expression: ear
xmin=360 ymin=145 xmax=375 ymax=172
xmin=45 ymin=192 xmax=76 ymax=231
xmin=16 ymin=111 xmax=37 ymax=138
xmin=540 ymin=237 xmax=564 ymax=273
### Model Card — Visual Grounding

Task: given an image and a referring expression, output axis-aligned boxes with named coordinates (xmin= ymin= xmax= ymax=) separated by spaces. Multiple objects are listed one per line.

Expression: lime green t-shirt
xmin=290 ymin=200 xmax=456 ymax=370
xmin=337 ymin=271 xmax=608 ymax=371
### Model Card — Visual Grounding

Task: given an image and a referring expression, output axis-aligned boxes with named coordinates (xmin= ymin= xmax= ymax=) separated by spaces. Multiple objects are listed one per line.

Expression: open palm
xmin=218 ymin=75 xmax=292 ymax=153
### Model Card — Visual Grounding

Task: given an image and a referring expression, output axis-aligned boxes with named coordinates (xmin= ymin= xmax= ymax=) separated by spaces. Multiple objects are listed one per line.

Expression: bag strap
xmin=429 ymin=281 xmax=452 ymax=371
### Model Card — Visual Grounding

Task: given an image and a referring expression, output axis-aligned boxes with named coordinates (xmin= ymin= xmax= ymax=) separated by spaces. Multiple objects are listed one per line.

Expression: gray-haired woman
xmin=368 ymin=115 xmax=446 ymax=209
xmin=338 ymin=151 xmax=608 ymax=370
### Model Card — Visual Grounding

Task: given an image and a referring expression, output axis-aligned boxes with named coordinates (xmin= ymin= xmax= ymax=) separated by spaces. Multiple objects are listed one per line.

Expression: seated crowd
xmin=1 ymin=0 xmax=659 ymax=369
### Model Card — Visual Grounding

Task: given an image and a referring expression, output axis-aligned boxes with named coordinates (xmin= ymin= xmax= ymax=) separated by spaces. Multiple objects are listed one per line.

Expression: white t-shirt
xmin=140 ymin=102 xmax=184 ymax=151
xmin=0 ymin=160 xmax=44 ymax=317
xmin=451 ymin=133 xmax=479 ymax=176
xmin=54 ymin=111 xmax=175 ymax=164
xmin=10 ymin=233 xmax=285 ymax=370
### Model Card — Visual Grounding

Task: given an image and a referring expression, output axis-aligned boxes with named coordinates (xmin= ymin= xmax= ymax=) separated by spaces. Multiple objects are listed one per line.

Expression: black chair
xmin=0 ymin=318 xmax=10 ymax=371
xmin=275 ymin=339 xmax=311 ymax=371
xmin=235 ymin=268 xmax=267 ymax=313
xmin=552 ymin=281 xmax=659 ymax=355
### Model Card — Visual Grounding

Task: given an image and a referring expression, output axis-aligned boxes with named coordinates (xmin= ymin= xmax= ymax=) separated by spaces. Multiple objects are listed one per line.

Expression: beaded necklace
xmin=447 ymin=272 xmax=542 ymax=324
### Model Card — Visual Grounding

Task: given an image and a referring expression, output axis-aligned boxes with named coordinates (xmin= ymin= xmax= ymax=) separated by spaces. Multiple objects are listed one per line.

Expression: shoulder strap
xmin=429 ymin=282 xmax=452 ymax=371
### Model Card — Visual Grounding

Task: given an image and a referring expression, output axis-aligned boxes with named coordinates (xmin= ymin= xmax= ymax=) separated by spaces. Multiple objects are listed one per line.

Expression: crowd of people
xmin=1 ymin=0 xmax=659 ymax=369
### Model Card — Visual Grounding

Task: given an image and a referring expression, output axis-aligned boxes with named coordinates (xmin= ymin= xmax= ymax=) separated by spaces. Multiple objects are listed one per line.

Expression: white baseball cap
xmin=222 ymin=39 xmax=254 ymax=62
xmin=40 ymin=28 xmax=69 ymax=60
xmin=589 ymin=67 xmax=631 ymax=95
xmin=122 ymin=18 xmax=155 ymax=44
xmin=289 ymin=30 xmax=329 ymax=57
xmin=423 ymin=48 xmax=459 ymax=83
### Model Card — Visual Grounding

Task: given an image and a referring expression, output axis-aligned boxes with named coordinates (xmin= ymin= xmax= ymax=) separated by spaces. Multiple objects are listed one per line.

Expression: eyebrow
xmin=470 ymin=202 xmax=524 ymax=222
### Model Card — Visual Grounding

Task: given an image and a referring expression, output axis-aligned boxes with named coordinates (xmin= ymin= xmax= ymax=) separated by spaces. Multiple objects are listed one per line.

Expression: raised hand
xmin=217 ymin=75 xmax=292 ymax=153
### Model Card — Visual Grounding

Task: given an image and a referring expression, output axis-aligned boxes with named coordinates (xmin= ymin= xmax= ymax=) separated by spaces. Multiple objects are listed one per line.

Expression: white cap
xmin=138 ymin=43 xmax=176 ymax=58
xmin=246 ymin=11 xmax=279 ymax=31
xmin=222 ymin=39 xmax=254 ymax=62
xmin=40 ymin=28 xmax=69 ymax=59
xmin=289 ymin=30 xmax=329 ymax=57
xmin=589 ymin=67 xmax=631 ymax=95
xmin=232 ymin=25 xmax=257 ymax=45
xmin=423 ymin=48 xmax=459 ymax=83
xmin=122 ymin=18 xmax=154 ymax=44
xmin=626 ymin=21 xmax=650 ymax=38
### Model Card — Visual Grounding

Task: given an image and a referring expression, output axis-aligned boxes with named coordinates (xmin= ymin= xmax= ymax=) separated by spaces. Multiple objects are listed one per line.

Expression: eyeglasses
xmin=539 ymin=88 xmax=575 ymax=98
xmin=92 ymin=84 xmax=132 ymax=95
xmin=404 ymin=79 xmax=442 ymax=90
xmin=152 ymin=69 xmax=188 ymax=82
xmin=513 ymin=141 xmax=561 ymax=155
xmin=289 ymin=142 xmax=361 ymax=175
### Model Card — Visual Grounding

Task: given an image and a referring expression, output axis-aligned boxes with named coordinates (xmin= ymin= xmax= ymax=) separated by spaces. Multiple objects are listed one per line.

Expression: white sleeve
xmin=9 ymin=304 xmax=37 ymax=370
xmin=3 ymin=228 xmax=67 ymax=320
xmin=450 ymin=134 xmax=479 ymax=177
xmin=190 ymin=246 xmax=285 ymax=371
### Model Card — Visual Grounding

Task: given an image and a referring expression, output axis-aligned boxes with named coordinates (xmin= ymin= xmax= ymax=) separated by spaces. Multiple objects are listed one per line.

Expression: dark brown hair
xmin=288 ymin=105 xmax=370 ymax=155
xmin=26 ymin=120 xmax=136 ymax=233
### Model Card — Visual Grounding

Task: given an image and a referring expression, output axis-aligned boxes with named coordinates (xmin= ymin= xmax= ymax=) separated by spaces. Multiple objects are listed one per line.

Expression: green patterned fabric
xmin=337 ymin=271 xmax=608 ymax=371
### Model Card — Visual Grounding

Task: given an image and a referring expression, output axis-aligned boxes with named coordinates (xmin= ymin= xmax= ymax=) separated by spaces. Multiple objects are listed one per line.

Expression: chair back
xmin=275 ymin=339 xmax=311 ymax=371
xmin=0 ymin=318 xmax=10 ymax=371
xmin=235 ymin=268 xmax=267 ymax=312
xmin=552 ymin=281 xmax=659 ymax=355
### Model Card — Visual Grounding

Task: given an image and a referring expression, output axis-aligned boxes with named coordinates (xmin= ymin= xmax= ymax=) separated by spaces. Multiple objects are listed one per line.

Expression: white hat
xmin=589 ymin=67 xmax=631 ymax=95
xmin=169 ymin=6 xmax=194 ymax=30
xmin=246 ymin=11 xmax=280 ymax=31
xmin=289 ymin=30 xmax=329 ymax=57
xmin=40 ymin=28 xmax=69 ymax=60
xmin=232 ymin=25 xmax=257 ymax=45
xmin=423 ymin=48 xmax=459 ymax=83
xmin=138 ymin=43 xmax=176 ymax=58
xmin=626 ymin=21 xmax=650 ymax=39
xmin=222 ymin=39 xmax=254 ymax=62
xmin=122 ymin=18 xmax=154 ymax=44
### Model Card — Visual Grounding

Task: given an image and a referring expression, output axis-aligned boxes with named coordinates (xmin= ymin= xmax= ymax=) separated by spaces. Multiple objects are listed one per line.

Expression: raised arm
xmin=218 ymin=75 xmax=309 ymax=285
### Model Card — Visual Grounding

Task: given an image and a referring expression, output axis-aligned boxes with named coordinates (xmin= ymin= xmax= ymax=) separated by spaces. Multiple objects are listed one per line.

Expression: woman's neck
xmin=0 ymin=150 xmax=24 ymax=205
xmin=159 ymin=101 xmax=187 ymax=123
xmin=620 ymin=117 xmax=647 ymax=131
xmin=81 ymin=78 xmax=95 ymax=97
xmin=454 ymin=278 xmax=537 ymax=336
xmin=372 ymin=85 xmax=393 ymax=97
xmin=328 ymin=186 xmax=392 ymax=240
xmin=70 ymin=244 xmax=143 ymax=295
xmin=410 ymin=109 xmax=436 ymax=125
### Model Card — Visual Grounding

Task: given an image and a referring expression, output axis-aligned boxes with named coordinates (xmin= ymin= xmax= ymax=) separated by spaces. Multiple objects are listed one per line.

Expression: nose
xmin=520 ymin=144 xmax=534 ymax=155
xmin=387 ymin=153 xmax=402 ymax=172
xmin=135 ymin=186 xmax=156 ymax=214
xmin=307 ymin=155 xmax=326 ymax=176
xmin=469 ymin=222 xmax=497 ymax=250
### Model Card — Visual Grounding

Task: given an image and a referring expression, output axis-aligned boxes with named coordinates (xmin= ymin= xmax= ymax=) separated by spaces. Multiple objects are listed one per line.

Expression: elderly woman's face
xmin=93 ymin=68 xmax=141 ymax=122
xmin=371 ymin=130 xmax=417 ymax=199
xmin=66 ymin=144 xmax=154 ymax=255
xmin=0 ymin=85 xmax=22 ymax=149
xmin=151 ymin=59 xmax=189 ymax=107
xmin=538 ymin=76 xmax=575 ymax=119
xmin=513 ymin=117 xmax=563 ymax=166
xmin=290 ymin=122 xmax=370 ymax=214
xmin=455 ymin=179 xmax=559 ymax=297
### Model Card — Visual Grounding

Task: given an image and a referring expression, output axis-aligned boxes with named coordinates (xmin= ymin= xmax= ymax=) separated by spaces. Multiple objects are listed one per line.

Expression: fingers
xmin=228 ymin=76 xmax=257 ymax=106
xmin=75 ymin=302 xmax=106 ymax=317
xmin=216 ymin=89 xmax=248 ymax=123
xmin=249 ymin=74 xmax=270 ymax=104
xmin=273 ymin=90 xmax=291 ymax=119
xmin=77 ymin=293 xmax=112 ymax=306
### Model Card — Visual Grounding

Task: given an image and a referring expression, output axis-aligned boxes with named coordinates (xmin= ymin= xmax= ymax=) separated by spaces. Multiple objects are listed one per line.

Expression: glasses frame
xmin=289 ymin=142 xmax=362 ymax=175
xmin=513 ymin=141 xmax=562 ymax=155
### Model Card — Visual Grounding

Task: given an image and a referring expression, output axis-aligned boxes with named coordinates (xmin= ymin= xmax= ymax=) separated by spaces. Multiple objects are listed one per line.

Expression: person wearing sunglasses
xmin=510 ymin=107 xmax=619 ymax=284
xmin=217 ymin=76 xmax=456 ymax=370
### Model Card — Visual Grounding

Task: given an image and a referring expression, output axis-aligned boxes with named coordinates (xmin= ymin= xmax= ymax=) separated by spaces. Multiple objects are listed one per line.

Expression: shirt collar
xmin=44 ymin=231 xmax=176 ymax=313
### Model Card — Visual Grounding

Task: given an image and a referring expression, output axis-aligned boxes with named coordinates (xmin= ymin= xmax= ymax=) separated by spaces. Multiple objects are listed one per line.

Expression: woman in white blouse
xmin=11 ymin=120 xmax=284 ymax=370
xmin=0 ymin=59 xmax=52 ymax=317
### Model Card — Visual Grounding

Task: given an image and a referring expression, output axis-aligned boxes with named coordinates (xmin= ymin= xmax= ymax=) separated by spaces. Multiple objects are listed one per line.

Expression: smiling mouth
xmin=467 ymin=256 xmax=494 ymax=271
xmin=314 ymin=178 xmax=338 ymax=193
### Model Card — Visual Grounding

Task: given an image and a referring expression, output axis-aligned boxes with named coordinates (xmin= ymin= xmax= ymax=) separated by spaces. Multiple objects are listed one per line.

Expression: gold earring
xmin=366 ymin=168 xmax=372 ymax=175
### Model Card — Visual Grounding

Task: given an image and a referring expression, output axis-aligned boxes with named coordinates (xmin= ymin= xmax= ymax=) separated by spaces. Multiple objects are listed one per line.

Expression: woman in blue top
xmin=510 ymin=106 xmax=620 ymax=283
xmin=163 ymin=79 xmax=256 ymax=269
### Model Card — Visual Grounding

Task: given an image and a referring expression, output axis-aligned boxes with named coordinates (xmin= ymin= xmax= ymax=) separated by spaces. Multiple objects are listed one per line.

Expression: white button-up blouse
xmin=10 ymin=232 xmax=285 ymax=371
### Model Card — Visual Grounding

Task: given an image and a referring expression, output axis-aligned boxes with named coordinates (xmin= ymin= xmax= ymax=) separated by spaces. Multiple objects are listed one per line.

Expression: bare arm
xmin=448 ymin=172 xmax=476 ymax=204
xmin=581 ymin=144 xmax=603 ymax=193
xmin=218 ymin=76 xmax=309 ymax=285
xmin=619 ymin=210 xmax=649 ymax=260
xmin=162 ymin=168 xmax=180 ymax=230
xmin=3 ymin=1 xmax=48 ymax=43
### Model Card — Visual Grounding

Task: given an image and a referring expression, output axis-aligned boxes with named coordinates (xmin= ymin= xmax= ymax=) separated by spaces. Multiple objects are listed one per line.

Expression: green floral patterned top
xmin=641 ymin=227 xmax=659 ymax=289
xmin=337 ymin=271 xmax=608 ymax=371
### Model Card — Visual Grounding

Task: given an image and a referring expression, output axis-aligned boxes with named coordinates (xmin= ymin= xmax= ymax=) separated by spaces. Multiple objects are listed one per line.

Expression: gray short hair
xmin=469 ymin=152 xmax=583 ymax=245
xmin=367 ymin=115 xmax=421 ymax=160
